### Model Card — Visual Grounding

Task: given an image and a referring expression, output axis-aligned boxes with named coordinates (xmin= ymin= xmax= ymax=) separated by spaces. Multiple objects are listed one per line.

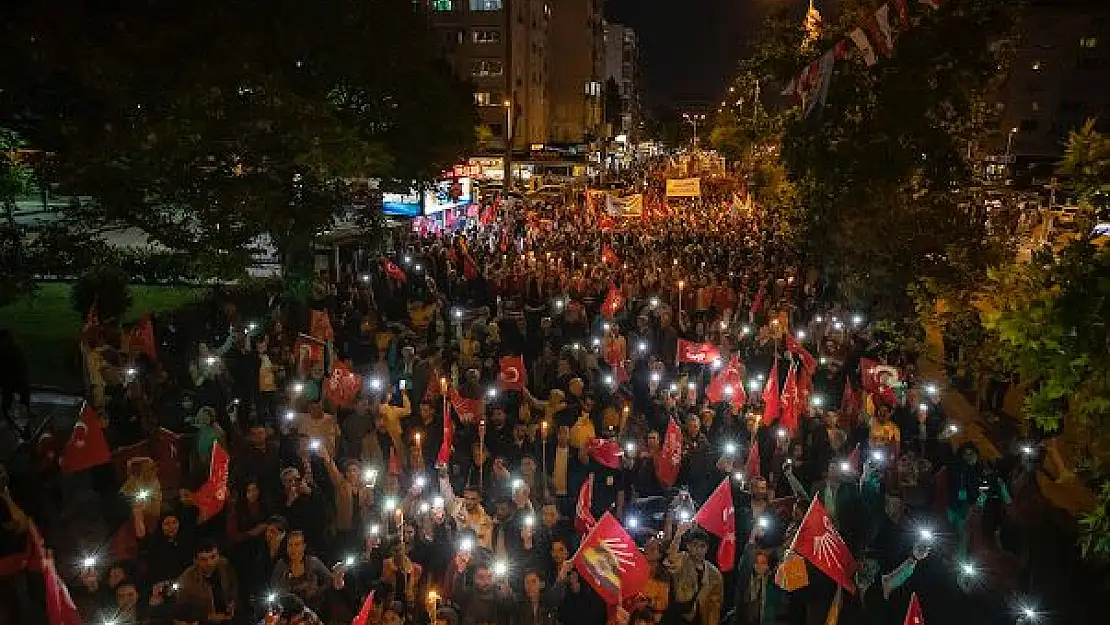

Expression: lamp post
xmin=503 ymin=100 xmax=513 ymax=190
xmin=682 ymin=113 xmax=706 ymax=148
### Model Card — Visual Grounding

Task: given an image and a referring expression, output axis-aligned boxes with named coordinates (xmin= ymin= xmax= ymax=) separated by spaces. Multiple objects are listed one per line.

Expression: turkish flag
xmin=127 ymin=314 xmax=157 ymax=361
xmin=323 ymin=360 xmax=362 ymax=408
xmin=575 ymin=474 xmax=597 ymax=533
xmin=784 ymin=335 xmax=816 ymax=375
xmin=574 ymin=512 xmax=650 ymax=605
xmin=780 ymin=362 xmax=802 ymax=435
xmin=859 ymin=358 xmax=882 ymax=392
xmin=448 ymin=390 xmax=484 ymax=424
xmin=436 ymin=398 xmax=454 ymax=467
xmin=904 ymin=592 xmax=924 ymax=625
xmin=676 ymin=339 xmax=721 ymax=365
xmin=601 ymin=244 xmax=620 ymax=265
xmin=791 ymin=497 xmax=858 ymax=593
xmin=193 ymin=442 xmax=230 ymax=519
xmin=706 ymin=355 xmax=745 ymax=408
xmin=352 ymin=590 xmax=376 ymax=625
xmin=499 ymin=355 xmax=527 ymax=391
xmin=654 ymin=418 xmax=683 ymax=487
xmin=694 ymin=478 xmax=737 ymax=572
xmin=382 ymin=258 xmax=408 ymax=283
xmin=310 ymin=309 xmax=334 ymax=342
xmin=746 ymin=440 xmax=762 ymax=479
xmin=602 ymin=284 xmax=624 ymax=319
xmin=25 ymin=523 xmax=83 ymax=625
xmin=60 ymin=404 xmax=111 ymax=474
xmin=761 ymin=359 xmax=781 ymax=423
xmin=587 ymin=438 xmax=622 ymax=469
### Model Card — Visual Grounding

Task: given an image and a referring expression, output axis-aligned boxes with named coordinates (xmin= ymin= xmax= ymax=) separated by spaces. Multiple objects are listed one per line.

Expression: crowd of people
xmin=0 ymin=175 xmax=1052 ymax=625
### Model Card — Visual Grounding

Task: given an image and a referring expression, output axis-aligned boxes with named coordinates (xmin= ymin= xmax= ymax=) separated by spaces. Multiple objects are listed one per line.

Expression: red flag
xmin=573 ymin=512 xmax=650 ymax=605
xmin=387 ymin=445 xmax=402 ymax=476
xmin=152 ymin=428 xmax=183 ymax=491
xmin=841 ymin=378 xmax=860 ymax=417
xmin=676 ymin=339 xmax=721 ymax=365
xmin=904 ymin=592 xmax=923 ymax=625
xmin=575 ymin=474 xmax=597 ymax=533
xmin=784 ymin=335 xmax=816 ymax=376
xmin=381 ymin=258 xmax=408 ymax=283
xmin=780 ymin=362 xmax=802 ymax=435
xmin=746 ymin=440 xmax=762 ymax=479
xmin=598 ymin=215 xmax=615 ymax=232
xmin=655 ymin=418 xmax=683 ymax=487
xmin=60 ymin=404 xmax=111 ymax=474
xmin=352 ymin=590 xmax=376 ymax=625
xmin=602 ymin=284 xmax=625 ymax=319
xmin=791 ymin=497 xmax=858 ymax=593
xmin=587 ymin=438 xmax=622 ymax=469
xmin=324 ymin=360 xmax=362 ymax=408
xmin=499 ymin=355 xmax=527 ymax=391
xmin=761 ymin=359 xmax=781 ymax=423
xmin=127 ymin=314 xmax=157 ymax=361
xmin=462 ymin=249 xmax=479 ymax=281
xmin=436 ymin=398 xmax=454 ymax=467
xmin=749 ymin=282 xmax=766 ymax=322
xmin=706 ymin=355 xmax=745 ymax=408
xmin=859 ymin=358 xmax=882 ymax=392
xmin=26 ymin=524 xmax=83 ymax=625
xmin=310 ymin=309 xmax=334 ymax=342
xmin=448 ymin=389 xmax=484 ymax=425
xmin=193 ymin=442 xmax=230 ymax=519
xmin=694 ymin=478 xmax=737 ymax=572
xmin=601 ymin=244 xmax=620 ymax=265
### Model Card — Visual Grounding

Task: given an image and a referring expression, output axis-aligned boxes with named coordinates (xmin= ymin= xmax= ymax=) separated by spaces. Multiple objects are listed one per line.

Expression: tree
xmin=736 ymin=0 xmax=1020 ymax=316
xmin=0 ymin=0 xmax=476 ymax=291
xmin=0 ymin=129 xmax=36 ymax=307
xmin=1058 ymin=119 xmax=1110 ymax=229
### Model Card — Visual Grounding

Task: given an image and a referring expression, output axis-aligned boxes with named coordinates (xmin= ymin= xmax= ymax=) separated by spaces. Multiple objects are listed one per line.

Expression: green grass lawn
xmin=0 ymin=282 xmax=205 ymax=391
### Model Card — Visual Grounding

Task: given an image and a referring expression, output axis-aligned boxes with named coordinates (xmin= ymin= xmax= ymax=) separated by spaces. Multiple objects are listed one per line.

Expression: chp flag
xmin=575 ymin=474 xmax=597 ymax=533
xmin=676 ymin=339 xmax=721 ymax=365
xmin=573 ymin=512 xmax=650 ymax=605
xmin=791 ymin=496 xmax=858 ymax=593
xmin=498 ymin=355 xmax=527 ymax=391
xmin=655 ymin=417 xmax=683 ymax=487
xmin=693 ymin=478 xmax=737 ymax=572
xmin=193 ymin=441 xmax=231 ymax=520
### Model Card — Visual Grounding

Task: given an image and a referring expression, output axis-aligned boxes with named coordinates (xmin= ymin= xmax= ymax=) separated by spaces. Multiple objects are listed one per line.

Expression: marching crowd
xmin=0 ymin=180 xmax=1049 ymax=625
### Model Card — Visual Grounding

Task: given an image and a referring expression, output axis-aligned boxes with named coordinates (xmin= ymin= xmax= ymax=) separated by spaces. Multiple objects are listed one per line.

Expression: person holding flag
xmin=665 ymin=522 xmax=724 ymax=625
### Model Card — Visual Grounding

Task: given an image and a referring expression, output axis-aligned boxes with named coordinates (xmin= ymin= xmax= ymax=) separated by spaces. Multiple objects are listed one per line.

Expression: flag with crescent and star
xmin=499 ymin=355 xmax=527 ymax=391
xmin=60 ymin=404 xmax=111 ymax=474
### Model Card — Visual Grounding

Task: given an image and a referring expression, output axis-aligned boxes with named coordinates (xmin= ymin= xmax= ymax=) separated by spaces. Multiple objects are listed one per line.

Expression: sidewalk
xmin=920 ymin=326 xmax=1097 ymax=517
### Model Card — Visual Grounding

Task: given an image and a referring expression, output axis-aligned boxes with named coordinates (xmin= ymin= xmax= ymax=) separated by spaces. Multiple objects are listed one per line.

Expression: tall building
xmin=426 ymin=0 xmax=549 ymax=150
xmin=547 ymin=0 xmax=605 ymax=144
xmin=986 ymin=0 xmax=1110 ymax=183
xmin=603 ymin=22 xmax=641 ymax=139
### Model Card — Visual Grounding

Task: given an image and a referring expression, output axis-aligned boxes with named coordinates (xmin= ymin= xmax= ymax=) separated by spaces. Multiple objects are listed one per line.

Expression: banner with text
xmin=666 ymin=177 xmax=702 ymax=198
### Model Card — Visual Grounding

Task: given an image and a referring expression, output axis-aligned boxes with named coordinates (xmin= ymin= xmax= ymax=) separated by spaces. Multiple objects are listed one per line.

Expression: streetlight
xmin=503 ymin=100 xmax=513 ymax=190
xmin=1006 ymin=126 xmax=1018 ymax=160
xmin=682 ymin=113 xmax=707 ymax=147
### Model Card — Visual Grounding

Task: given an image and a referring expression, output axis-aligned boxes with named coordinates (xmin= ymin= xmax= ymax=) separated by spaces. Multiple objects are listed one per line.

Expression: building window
xmin=474 ymin=92 xmax=492 ymax=106
xmin=470 ymin=0 xmax=502 ymax=10
xmin=1080 ymin=37 xmax=1098 ymax=48
xmin=1031 ymin=101 xmax=1040 ymax=112
xmin=1031 ymin=60 xmax=1042 ymax=71
xmin=432 ymin=0 xmax=454 ymax=10
xmin=471 ymin=59 xmax=504 ymax=77
xmin=472 ymin=30 xmax=501 ymax=44
xmin=585 ymin=81 xmax=601 ymax=96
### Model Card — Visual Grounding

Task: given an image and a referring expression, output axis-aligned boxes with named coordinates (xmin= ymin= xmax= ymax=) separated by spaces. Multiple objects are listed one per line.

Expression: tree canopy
xmin=0 ymin=0 xmax=476 ymax=282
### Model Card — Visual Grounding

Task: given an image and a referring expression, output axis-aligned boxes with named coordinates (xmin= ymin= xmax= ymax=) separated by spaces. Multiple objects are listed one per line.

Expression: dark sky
xmin=605 ymin=0 xmax=821 ymax=111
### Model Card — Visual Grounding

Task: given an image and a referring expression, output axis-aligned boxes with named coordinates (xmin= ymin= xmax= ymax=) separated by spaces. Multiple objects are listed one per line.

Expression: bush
xmin=71 ymin=265 xmax=133 ymax=322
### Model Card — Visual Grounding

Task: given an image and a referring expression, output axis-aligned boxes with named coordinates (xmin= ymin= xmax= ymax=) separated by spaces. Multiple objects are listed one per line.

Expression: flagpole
xmin=787 ymin=494 xmax=819 ymax=553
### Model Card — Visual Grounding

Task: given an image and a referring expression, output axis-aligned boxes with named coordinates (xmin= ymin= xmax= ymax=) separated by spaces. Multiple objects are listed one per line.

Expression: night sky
xmin=605 ymin=0 xmax=828 ymax=110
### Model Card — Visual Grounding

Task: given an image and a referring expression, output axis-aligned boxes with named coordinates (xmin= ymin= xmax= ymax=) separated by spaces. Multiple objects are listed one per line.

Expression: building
xmin=426 ymin=0 xmax=550 ymax=150
xmin=603 ymin=22 xmax=641 ymax=140
xmin=547 ymin=0 xmax=605 ymax=144
xmin=986 ymin=0 xmax=1110 ymax=184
